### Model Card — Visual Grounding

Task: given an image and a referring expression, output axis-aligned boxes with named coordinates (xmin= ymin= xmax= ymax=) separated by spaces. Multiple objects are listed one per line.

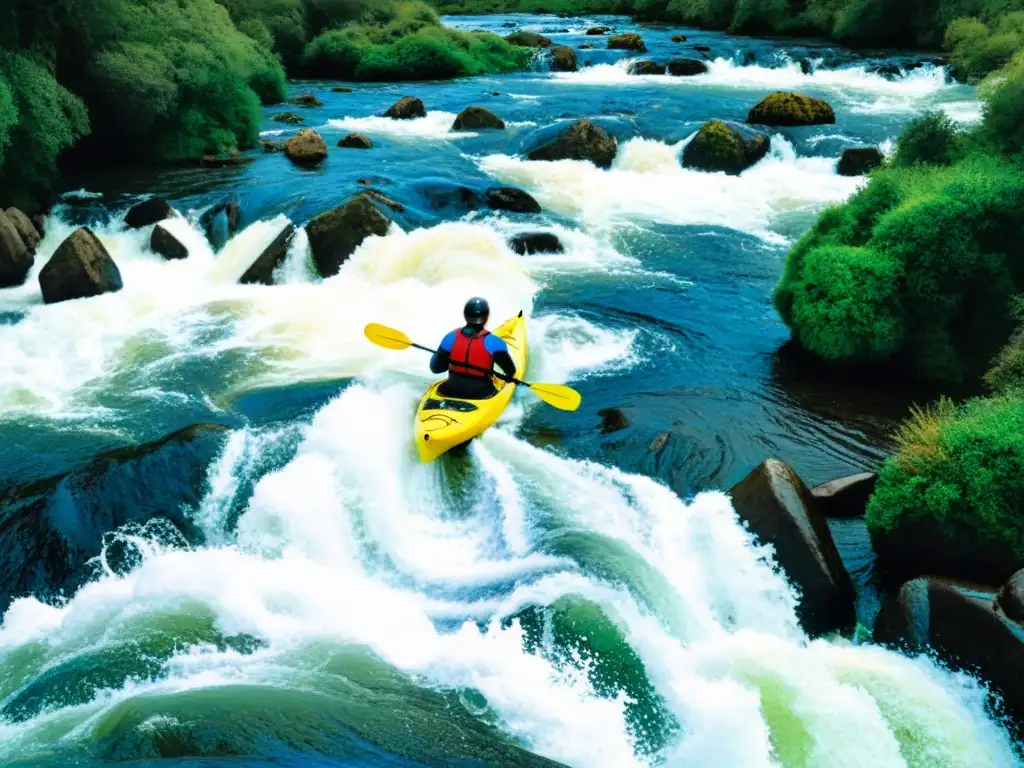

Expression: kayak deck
xmin=415 ymin=312 xmax=527 ymax=463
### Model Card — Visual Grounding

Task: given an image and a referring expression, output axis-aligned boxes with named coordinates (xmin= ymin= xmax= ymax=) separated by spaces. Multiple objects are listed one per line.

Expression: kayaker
xmin=430 ymin=297 xmax=517 ymax=399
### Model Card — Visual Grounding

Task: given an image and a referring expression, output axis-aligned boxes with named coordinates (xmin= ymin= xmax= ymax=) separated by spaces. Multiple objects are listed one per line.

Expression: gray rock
xmin=383 ymin=96 xmax=426 ymax=120
xmin=307 ymin=195 xmax=391 ymax=277
xmin=39 ymin=228 xmax=123 ymax=304
xmin=811 ymin=472 xmax=877 ymax=518
xmin=240 ymin=224 xmax=295 ymax=285
xmin=150 ymin=224 xmax=189 ymax=261
xmin=485 ymin=187 xmax=541 ymax=214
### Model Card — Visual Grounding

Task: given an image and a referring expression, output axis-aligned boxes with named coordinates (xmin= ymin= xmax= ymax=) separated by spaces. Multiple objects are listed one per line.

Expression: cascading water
xmin=1 ymin=13 xmax=1018 ymax=767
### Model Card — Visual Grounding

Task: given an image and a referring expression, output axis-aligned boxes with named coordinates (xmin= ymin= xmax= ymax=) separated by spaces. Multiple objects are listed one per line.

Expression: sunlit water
xmin=2 ymin=13 xmax=1014 ymax=768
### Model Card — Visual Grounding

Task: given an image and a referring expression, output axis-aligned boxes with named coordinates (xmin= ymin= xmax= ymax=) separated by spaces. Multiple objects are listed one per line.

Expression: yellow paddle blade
xmin=527 ymin=383 xmax=582 ymax=412
xmin=364 ymin=323 xmax=412 ymax=351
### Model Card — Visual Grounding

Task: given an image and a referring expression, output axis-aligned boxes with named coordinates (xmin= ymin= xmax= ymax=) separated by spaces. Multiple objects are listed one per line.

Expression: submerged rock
xmin=332 ymin=86 xmax=353 ymax=93
xmin=504 ymin=30 xmax=552 ymax=47
xmin=748 ymin=91 xmax=836 ymax=126
xmin=629 ymin=60 xmax=665 ymax=75
xmin=526 ymin=119 xmax=617 ymax=168
xmin=284 ymin=129 xmax=328 ymax=165
xmin=307 ymin=194 xmax=391 ymax=277
xmin=240 ymin=224 xmax=295 ymax=285
xmin=125 ymin=197 xmax=173 ymax=229
xmin=693 ymin=44 xmax=711 ymax=53
xmin=608 ymin=32 xmax=646 ymax=52
xmin=0 ymin=424 xmax=229 ymax=614
xmin=874 ymin=576 xmax=1024 ymax=729
xmin=0 ymin=212 xmax=33 ymax=288
xmin=837 ymin=147 xmax=884 ymax=176
xmin=364 ymin=189 xmax=405 ymax=213
xmin=682 ymin=120 xmax=770 ymax=175
xmin=384 ymin=96 xmax=426 ymax=120
xmin=811 ymin=472 xmax=877 ymax=518
xmin=667 ymin=58 xmax=709 ymax=76
xmin=509 ymin=232 xmax=564 ymax=255
xmin=671 ymin=34 xmax=687 ymax=42
xmin=261 ymin=140 xmax=286 ymax=153
xmin=5 ymin=208 xmax=40 ymax=252
xmin=485 ymin=187 xmax=541 ymax=214
xmin=150 ymin=224 xmax=188 ymax=261
xmin=599 ymin=408 xmax=630 ymax=434
xmin=271 ymin=112 xmax=304 ymax=124
xmin=551 ymin=46 xmax=578 ymax=72
xmin=338 ymin=133 xmax=373 ymax=149
xmin=415 ymin=180 xmax=484 ymax=213
xmin=289 ymin=94 xmax=323 ymax=108
xmin=579 ymin=43 xmax=593 ymax=49
xmin=730 ymin=459 xmax=855 ymax=635
xmin=39 ymin=228 xmax=123 ymax=304
xmin=453 ymin=106 xmax=505 ymax=131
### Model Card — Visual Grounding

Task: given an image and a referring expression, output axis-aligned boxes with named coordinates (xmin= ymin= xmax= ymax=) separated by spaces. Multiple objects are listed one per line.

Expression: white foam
xmin=479 ymin=136 xmax=862 ymax=239
xmin=326 ymin=111 xmax=473 ymax=140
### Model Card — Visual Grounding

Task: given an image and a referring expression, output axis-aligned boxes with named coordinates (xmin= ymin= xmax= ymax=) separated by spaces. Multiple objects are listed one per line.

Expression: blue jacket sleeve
xmin=484 ymin=335 xmax=516 ymax=379
xmin=430 ymin=331 xmax=457 ymax=374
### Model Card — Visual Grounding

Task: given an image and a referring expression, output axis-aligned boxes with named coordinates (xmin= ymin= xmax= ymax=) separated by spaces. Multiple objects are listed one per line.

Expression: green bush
xmin=893 ymin=111 xmax=962 ymax=166
xmin=982 ymin=63 xmax=1024 ymax=154
xmin=867 ymin=395 xmax=1024 ymax=557
xmin=946 ymin=14 xmax=1024 ymax=80
xmin=0 ymin=52 xmax=89 ymax=212
xmin=248 ymin=66 xmax=289 ymax=104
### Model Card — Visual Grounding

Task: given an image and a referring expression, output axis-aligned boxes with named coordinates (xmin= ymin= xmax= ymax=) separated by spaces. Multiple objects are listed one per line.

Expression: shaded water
xmin=1 ymin=13 xmax=1015 ymax=768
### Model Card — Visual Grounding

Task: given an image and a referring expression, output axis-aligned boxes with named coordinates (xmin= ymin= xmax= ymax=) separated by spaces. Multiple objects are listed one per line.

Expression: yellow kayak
xmin=415 ymin=311 xmax=527 ymax=463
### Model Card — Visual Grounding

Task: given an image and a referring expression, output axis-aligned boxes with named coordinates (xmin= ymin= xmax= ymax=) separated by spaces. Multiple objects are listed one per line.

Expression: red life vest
xmin=449 ymin=328 xmax=492 ymax=378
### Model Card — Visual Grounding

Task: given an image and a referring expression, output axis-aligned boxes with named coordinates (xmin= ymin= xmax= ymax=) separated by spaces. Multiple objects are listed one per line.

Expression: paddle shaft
xmin=407 ymin=341 xmax=528 ymax=388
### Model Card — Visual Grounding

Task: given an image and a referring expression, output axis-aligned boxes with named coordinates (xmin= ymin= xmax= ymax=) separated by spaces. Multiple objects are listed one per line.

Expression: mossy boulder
xmin=668 ymin=58 xmax=709 ymax=76
xmin=551 ymin=46 xmax=578 ymax=72
xmin=338 ymin=133 xmax=373 ymax=149
xmin=586 ymin=26 xmax=611 ymax=35
xmin=628 ymin=61 xmax=665 ymax=75
xmin=284 ymin=129 xmax=328 ymax=165
xmin=271 ymin=112 xmax=304 ymax=125
xmin=838 ymin=147 xmax=885 ymax=176
xmin=383 ymin=96 xmax=426 ymax=120
xmin=682 ymin=120 xmax=770 ymax=175
xmin=504 ymin=31 xmax=551 ymax=47
xmin=288 ymin=94 xmax=323 ymax=108
xmin=608 ymin=33 xmax=646 ymax=52
xmin=307 ymin=195 xmax=391 ymax=278
xmin=453 ymin=106 xmax=505 ymax=131
xmin=748 ymin=91 xmax=836 ymax=126
xmin=526 ymin=120 xmax=617 ymax=168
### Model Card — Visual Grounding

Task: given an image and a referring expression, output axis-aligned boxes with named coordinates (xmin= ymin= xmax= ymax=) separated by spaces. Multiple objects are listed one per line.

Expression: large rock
xmin=608 ymin=33 xmax=646 ymax=52
xmin=811 ymin=472 xmax=877 ymax=519
xmin=485 ymin=187 xmax=541 ymax=214
xmin=453 ymin=106 xmax=505 ymax=131
xmin=629 ymin=61 xmax=665 ymax=76
xmin=289 ymin=94 xmax=323 ymax=108
xmin=526 ymin=120 xmax=617 ymax=168
xmin=997 ymin=568 xmax=1024 ymax=624
xmin=504 ymin=31 xmax=552 ymax=47
xmin=586 ymin=26 xmax=610 ymax=35
xmin=873 ymin=516 xmax=1023 ymax=586
xmin=0 ymin=424 xmax=228 ymax=614
xmin=125 ymin=197 xmax=173 ymax=229
xmin=682 ymin=120 xmax=770 ymax=175
xmin=5 ymin=208 xmax=40 ymax=252
xmin=383 ymin=96 xmax=426 ymax=120
xmin=150 ymin=224 xmax=188 ymax=261
xmin=261 ymin=140 xmax=286 ymax=153
xmin=284 ymin=129 xmax=328 ymax=165
xmin=730 ymin=459 xmax=855 ymax=635
xmin=551 ymin=46 xmax=578 ymax=72
xmin=874 ymin=577 xmax=1024 ymax=729
xmin=837 ymin=147 xmax=884 ymax=176
xmin=509 ymin=232 xmax=564 ymax=255
xmin=667 ymin=58 xmax=709 ymax=77
xmin=0 ymin=211 xmax=33 ymax=288
xmin=338 ymin=133 xmax=373 ymax=149
xmin=39 ymin=228 xmax=123 ymax=304
xmin=748 ymin=91 xmax=836 ymax=126
xmin=240 ymin=224 xmax=295 ymax=285
xmin=31 ymin=214 xmax=45 ymax=239
xmin=307 ymin=195 xmax=391 ymax=277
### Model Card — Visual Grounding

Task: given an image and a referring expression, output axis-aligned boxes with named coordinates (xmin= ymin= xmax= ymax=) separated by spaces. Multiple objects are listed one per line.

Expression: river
xmin=0 ymin=12 xmax=1016 ymax=768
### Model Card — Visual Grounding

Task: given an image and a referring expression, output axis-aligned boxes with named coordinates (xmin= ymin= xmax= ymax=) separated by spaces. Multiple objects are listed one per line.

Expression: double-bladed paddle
xmin=364 ymin=322 xmax=582 ymax=412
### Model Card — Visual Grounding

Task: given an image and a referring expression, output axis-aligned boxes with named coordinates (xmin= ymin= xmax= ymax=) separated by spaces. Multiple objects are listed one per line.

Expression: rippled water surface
xmin=2 ymin=14 xmax=1017 ymax=768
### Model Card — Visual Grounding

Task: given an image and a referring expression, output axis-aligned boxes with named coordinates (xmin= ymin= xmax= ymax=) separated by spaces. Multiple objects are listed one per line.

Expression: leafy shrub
xmin=894 ymin=111 xmax=962 ymax=167
xmin=946 ymin=14 xmax=1024 ymax=80
xmin=982 ymin=64 xmax=1024 ymax=154
xmin=866 ymin=394 xmax=1024 ymax=558
xmin=248 ymin=66 xmax=288 ymax=104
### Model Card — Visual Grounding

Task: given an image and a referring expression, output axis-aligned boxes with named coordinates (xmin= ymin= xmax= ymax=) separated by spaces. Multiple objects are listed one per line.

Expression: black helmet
xmin=464 ymin=296 xmax=490 ymax=325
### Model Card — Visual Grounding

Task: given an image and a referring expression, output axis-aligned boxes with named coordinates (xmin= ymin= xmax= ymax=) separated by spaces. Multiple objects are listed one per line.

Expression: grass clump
xmin=866 ymin=395 xmax=1024 ymax=557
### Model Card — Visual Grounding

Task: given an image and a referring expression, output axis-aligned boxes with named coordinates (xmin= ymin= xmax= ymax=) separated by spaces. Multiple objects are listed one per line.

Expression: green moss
xmin=748 ymin=91 xmax=835 ymax=126
xmin=866 ymin=395 xmax=1024 ymax=558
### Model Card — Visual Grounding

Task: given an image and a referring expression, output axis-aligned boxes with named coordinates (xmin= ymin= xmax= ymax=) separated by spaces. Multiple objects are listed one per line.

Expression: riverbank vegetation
xmin=0 ymin=0 xmax=528 ymax=212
